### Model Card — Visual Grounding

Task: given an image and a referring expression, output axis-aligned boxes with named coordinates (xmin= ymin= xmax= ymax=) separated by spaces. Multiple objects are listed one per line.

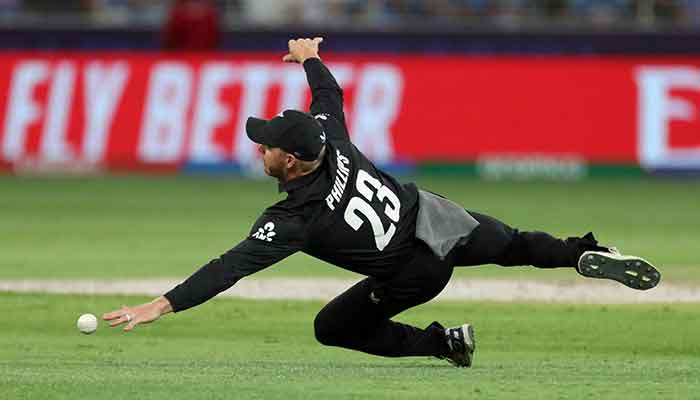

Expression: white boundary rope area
xmin=1 ymin=278 xmax=699 ymax=303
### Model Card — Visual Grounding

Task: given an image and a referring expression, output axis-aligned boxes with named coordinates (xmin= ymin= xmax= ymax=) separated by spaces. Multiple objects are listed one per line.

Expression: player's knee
xmin=313 ymin=313 xmax=341 ymax=346
xmin=497 ymin=233 xmax=528 ymax=266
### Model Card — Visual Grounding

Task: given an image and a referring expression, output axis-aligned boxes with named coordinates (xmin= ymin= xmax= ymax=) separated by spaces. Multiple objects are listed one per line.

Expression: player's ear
xmin=285 ymin=153 xmax=296 ymax=169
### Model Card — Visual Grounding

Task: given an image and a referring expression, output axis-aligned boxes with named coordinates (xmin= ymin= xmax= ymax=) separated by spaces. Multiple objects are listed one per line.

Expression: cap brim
xmin=246 ymin=117 xmax=270 ymax=145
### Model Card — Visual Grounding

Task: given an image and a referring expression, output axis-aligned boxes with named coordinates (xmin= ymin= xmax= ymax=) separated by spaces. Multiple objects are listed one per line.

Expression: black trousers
xmin=313 ymin=211 xmax=605 ymax=358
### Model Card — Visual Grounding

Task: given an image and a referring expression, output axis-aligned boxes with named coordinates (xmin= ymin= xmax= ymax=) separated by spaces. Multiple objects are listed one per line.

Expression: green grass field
xmin=1 ymin=293 xmax=699 ymax=400
xmin=2 ymin=175 xmax=699 ymax=399
xmin=2 ymin=175 xmax=699 ymax=281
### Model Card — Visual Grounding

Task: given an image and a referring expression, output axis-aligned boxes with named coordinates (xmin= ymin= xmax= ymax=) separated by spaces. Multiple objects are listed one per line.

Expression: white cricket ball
xmin=77 ymin=313 xmax=98 ymax=334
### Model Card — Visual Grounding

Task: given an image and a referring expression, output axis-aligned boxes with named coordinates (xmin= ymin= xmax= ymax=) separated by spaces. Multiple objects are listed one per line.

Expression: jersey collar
xmin=278 ymin=166 xmax=322 ymax=193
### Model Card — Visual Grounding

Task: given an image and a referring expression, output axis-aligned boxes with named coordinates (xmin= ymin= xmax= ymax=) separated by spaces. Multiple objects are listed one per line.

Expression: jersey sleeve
xmin=303 ymin=58 xmax=350 ymax=141
xmin=163 ymin=213 xmax=306 ymax=312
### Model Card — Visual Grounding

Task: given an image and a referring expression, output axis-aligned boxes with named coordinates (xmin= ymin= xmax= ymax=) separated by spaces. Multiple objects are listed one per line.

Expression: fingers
xmin=103 ymin=305 xmax=140 ymax=330
xmin=287 ymin=37 xmax=324 ymax=48
xmin=124 ymin=318 xmax=138 ymax=331
xmin=284 ymin=37 xmax=324 ymax=64
xmin=109 ymin=314 xmax=130 ymax=327
xmin=102 ymin=305 xmax=128 ymax=321
xmin=103 ymin=301 xmax=165 ymax=332
xmin=107 ymin=311 xmax=141 ymax=331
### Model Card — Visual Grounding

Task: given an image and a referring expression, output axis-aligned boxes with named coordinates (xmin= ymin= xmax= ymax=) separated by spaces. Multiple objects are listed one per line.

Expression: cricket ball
xmin=77 ymin=313 xmax=98 ymax=334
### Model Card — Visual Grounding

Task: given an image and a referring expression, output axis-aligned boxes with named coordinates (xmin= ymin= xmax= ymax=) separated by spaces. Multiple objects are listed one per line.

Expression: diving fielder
xmin=104 ymin=37 xmax=661 ymax=367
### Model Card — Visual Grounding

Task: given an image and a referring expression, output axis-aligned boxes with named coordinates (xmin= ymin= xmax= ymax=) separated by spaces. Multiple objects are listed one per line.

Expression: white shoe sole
xmin=577 ymin=251 xmax=661 ymax=290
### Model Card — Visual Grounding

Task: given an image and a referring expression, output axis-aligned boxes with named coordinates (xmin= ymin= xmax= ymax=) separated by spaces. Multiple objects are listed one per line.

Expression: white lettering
xmin=636 ymin=67 xmax=700 ymax=169
xmin=350 ymin=65 xmax=402 ymax=164
xmin=326 ymin=63 xmax=353 ymax=97
xmin=342 ymin=168 xmax=401 ymax=251
xmin=234 ymin=65 xmax=273 ymax=172
xmin=40 ymin=62 xmax=76 ymax=162
xmin=139 ymin=63 xmax=192 ymax=162
xmin=356 ymin=169 xmax=380 ymax=201
xmin=190 ymin=63 xmax=236 ymax=163
xmin=277 ymin=66 xmax=307 ymax=111
xmin=337 ymin=152 xmax=350 ymax=167
xmin=331 ymin=182 xmax=343 ymax=202
xmin=337 ymin=163 xmax=349 ymax=184
xmin=2 ymin=62 xmax=48 ymax=161
xmin=83 ymin=62 xmax=129 ymax=163
xmin=325 ymin=149 xmax=351 ymax=211
xmin=325 ymin=194 xmax=336 ymax=210
xmin=229 ymin=63 xmax=354 ymax=170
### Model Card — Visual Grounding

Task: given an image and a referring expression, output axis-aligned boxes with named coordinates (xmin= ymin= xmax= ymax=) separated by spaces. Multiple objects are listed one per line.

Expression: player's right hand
xmin=283 ymin=37 xmax=323 ymax=64
xmin=103 ymin=296 xmax=173 ymax=332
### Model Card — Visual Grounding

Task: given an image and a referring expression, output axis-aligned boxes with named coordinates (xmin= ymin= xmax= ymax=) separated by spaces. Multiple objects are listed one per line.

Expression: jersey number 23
xmin=343 ymin=169 xmax=401 ymax=251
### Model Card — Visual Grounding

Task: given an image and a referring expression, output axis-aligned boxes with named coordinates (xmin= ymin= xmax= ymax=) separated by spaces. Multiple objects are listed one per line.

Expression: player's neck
xmin=282 ymin=169 xmax=308 ymax=183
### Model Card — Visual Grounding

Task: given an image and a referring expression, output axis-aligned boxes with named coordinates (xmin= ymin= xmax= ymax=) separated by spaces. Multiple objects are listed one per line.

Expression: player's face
xmin=259 ymin=144 xmax=290 ymax=180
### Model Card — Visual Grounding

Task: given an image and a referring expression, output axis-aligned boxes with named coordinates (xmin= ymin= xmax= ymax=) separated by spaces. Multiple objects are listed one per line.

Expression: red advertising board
xmin=1 ymin=52 xmax=699 ymax=172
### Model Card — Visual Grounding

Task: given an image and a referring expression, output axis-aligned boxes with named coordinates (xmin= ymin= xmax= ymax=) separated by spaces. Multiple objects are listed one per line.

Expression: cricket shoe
xmin=577 ymin=250 xmax=661 ymax=290
xmin=441 ymin=324 xmax=476 ymax=368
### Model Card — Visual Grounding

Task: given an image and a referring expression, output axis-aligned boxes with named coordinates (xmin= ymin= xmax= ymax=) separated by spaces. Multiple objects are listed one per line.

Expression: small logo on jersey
xmin=369 ymin=291 xmax=381 ymax=304
xmin=252 ymin=222 xmax=276 ymax=242
xmin=314 ymin=115 xmax=328 ymax=143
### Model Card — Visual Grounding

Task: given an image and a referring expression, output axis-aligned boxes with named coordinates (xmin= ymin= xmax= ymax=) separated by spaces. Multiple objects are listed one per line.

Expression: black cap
xmin=246 ymin=110 xmax=326 ymax=161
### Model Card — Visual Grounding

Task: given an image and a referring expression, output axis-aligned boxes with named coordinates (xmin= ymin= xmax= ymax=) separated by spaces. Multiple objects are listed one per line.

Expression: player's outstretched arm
xmin=283 ymin=37 xmax=349 ymax=135
xmin=103 ymin=216 xmax=305 ymax=332
xmin=103 ymin=296 xmax=173 ymax=331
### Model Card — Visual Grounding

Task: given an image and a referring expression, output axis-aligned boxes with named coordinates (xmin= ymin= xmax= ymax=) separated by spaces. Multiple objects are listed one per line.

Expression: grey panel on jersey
xmin=415 ymin=190 xmax=480 ymax=260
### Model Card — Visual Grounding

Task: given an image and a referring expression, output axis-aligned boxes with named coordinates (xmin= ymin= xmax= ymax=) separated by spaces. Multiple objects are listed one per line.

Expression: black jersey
xmin=165 ymin=58 xmax=419 ymax=312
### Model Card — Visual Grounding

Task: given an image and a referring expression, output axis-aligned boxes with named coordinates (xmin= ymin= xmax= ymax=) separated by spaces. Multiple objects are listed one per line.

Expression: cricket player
xmin=104 ymin=37 xmax=661 ymax=368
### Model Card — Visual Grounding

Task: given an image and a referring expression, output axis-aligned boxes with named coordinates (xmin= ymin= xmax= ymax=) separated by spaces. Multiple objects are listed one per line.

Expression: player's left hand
xmin=103 ymin=296 xmax=173 ymax=331
xmin=283 ymin=37 xmax=323 ymax=64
